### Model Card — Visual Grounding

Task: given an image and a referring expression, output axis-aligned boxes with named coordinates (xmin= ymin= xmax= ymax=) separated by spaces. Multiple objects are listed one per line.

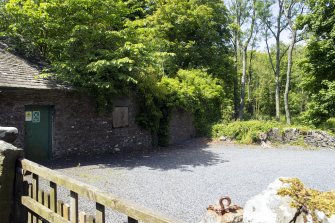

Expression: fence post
xmin=0 ymin=127 xmax=23 ymax=223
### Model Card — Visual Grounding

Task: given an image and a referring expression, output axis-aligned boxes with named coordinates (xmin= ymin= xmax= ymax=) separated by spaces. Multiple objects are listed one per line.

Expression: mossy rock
xmin=278 ymin=178 xmax=335 ymax=222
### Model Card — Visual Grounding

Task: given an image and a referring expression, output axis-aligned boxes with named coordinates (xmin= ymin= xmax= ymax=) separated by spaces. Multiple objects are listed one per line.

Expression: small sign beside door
xmin=32 ymin=111 xmax=41 ymax=123
xmin=25 ymin=111 xmax=32 ymax=121
xmin=26 ymin=111 xmax=40 ymax=122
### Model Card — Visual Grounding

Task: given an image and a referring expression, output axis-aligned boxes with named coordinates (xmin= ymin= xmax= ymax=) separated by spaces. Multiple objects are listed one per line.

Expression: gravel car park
xmin=44 ymin=139 xmax=335 ymax=223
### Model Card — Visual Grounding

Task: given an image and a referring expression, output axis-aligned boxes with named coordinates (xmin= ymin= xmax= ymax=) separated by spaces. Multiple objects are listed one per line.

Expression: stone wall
xmin=266 ymin=128 xmax=335 ymax=149
xmin=168 ymin=108 xmax=196 ymax=145
xmin=304 ymin=130 xmax=335 ymax=148
xmin=0 ymin=89 xmax=152 ymax=158
xmin=0 ymin=127 xmax=23 ymax=223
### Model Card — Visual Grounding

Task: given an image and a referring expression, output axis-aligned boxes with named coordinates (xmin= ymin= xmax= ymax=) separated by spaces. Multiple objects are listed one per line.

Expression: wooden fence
xmin=15 ymin=158 xmax=185 ymax=223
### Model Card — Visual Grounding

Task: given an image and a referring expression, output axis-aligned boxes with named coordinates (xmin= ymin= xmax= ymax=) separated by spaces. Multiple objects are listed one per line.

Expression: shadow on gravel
xmin=43 ymin=138 xmax=229 ymax=172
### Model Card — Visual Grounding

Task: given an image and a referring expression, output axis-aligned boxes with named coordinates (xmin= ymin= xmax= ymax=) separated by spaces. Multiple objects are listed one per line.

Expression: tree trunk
xmin=247 ymin=53 xmax=252 ymax=103
xmin=233 ymin=36 xmax=239 ymax=120
xmin=247 ymin=48 xmax=255 ymax=116
xmin=284 ymin=29 xmax=297 ymax=125
xmin=275 ymin=32 xmax=281 ymax=121
xmin=275 ymin=74 xmax=280 ymax=121
xmin=239 ymin=47 xmax=247 ymax=120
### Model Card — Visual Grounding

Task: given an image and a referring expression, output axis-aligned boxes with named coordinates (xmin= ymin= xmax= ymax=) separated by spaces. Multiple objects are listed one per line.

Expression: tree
xmin=299 ymin=0 xmax=335 ymax=126
xmin=142 ymin=0 xmax=232 ymax=78
xmin=128 ymin=0 xmax=234 ymax=136
xmin=301 ymin=81 xmax=335 ymax=126
xmin=300 ymin=0 xmax=335 ymax=93
xmin=2 ymin=0 xmax=144 ymax=105
xmin=259 ymin=0 xmax=289 ymax=121
xmin=282 ymin=0 xmax=305 ymax=124
xmin=227 ymin=0 xmax=258 ymax=120
xmin=246 ymin=28 xmax=260 ymax=116
xmin=250 ymin=51 xmax=276 ymax=119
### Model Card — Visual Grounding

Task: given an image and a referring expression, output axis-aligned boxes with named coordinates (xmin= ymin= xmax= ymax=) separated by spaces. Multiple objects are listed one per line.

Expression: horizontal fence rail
xmin=16 ymin=158 xmax=185 ymax=223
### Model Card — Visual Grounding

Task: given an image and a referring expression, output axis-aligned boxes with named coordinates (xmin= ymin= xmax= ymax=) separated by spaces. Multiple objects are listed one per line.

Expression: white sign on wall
xmin=32 ymin=111 xmax=40 ymax=123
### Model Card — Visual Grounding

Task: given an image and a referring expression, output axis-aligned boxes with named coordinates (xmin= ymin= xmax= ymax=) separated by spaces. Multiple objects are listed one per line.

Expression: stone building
xmin=0 ymin=45 xmax=195 ymax=161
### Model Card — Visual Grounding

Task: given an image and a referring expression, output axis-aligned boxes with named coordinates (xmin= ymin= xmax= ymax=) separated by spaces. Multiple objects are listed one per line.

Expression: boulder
xmin=243 ymin=178 xmax=335 ymax=223
xmin=220 ymin=136 xmax=228 ymax=141
xmin=315 ymin=211 xmax=335 ymax=223
xmin=219 ymin=136 xmax=232 ymax=142
xmin=0 ymin=127 xmax=18 ymax=143
xmin=243 ymin=178 xmax=304 ymax=223
xmin=258 ymin=132 xmax=268 ymax=142
xmin=260 ymin=141 xmax=272 ymax=148
xmin=267 ymin=128 xmax=283 ymax=142
xmin=0 ymin=140 xmax=23 ymax=223
xmin=283 ymin=128 xmax=300 ymax=142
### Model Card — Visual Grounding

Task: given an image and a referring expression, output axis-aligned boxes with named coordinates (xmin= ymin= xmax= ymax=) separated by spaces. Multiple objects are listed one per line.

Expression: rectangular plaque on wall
xmin=25 ymin=111 xmax=32 ymax=121
xmin=112 ymin=107 xmax=129 ymax=128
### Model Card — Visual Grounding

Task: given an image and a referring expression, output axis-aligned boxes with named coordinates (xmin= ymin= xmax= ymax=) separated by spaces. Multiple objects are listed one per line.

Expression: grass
xmin=287 ymin=137 xmax=308 ymax=148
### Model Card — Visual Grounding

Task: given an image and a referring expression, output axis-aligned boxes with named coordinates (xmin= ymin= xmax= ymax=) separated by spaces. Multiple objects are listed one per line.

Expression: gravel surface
xmin=41 ymin=139 xmax=335 ymax=223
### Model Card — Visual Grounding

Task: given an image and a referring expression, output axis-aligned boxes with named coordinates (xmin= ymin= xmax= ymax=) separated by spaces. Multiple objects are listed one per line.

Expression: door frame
xmin=24 ymin=105 xmax=54 ymax=160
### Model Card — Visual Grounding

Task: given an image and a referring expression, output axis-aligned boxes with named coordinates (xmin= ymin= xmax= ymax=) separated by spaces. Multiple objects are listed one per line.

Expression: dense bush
xmin=159 ymin=69 xmax=226 ymax=134
xmin=321 ymin=118 xmax=335 ymax=131
xmin=211 ymin=120 xmax=282 ymax=144
xmin=137 ymin=69 xmax=227 ymax=145
xmin=211 ymin=120 xmax=313 ymax=144
xmin=301 ymin=81 xmax=335 ymax=127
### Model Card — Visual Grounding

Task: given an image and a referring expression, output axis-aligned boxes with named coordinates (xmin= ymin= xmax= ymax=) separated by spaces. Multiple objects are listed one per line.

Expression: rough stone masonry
xmin=0 ymin=89 xmax=152 ymax=158
xmin=0 ymin=127 xmax=23 ymax=223
xmin=266 ymin=128 xmax=335 ymax=149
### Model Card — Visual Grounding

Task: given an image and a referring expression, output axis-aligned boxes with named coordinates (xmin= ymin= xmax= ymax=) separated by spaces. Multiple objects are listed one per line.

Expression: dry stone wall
xmin=168 ymin=108 xmax=196 ymax=145
xmin=266 ymin=128 xmax=335 ymax=149
xmin=0 ymin=127 xmax=23 ymax=223
xmin=304 ymin=130 xmax=335 ymax=148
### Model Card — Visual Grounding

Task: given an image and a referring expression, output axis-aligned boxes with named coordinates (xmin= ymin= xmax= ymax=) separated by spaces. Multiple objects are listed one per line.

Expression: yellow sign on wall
xmin=25 ymin=111 xmax=32 ymax=121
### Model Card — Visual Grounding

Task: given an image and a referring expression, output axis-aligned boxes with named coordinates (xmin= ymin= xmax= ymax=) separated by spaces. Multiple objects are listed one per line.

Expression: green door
xmin=24 ymin=105 xmax=53 ymax=162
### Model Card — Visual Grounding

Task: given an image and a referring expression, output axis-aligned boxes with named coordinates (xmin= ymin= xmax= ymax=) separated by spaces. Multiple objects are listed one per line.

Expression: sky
xmin=223 ymin=0 xmax=293 ymax=51
xmin=258 ymin=3 xmax=292 ymax=51
xmin=258 ymin=29 xmax=291 ymax=51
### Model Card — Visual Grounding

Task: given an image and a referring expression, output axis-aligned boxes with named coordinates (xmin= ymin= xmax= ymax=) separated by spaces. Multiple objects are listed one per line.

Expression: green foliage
xmin=160 ymin=69 xmax=223 ymax=110
xmin=160 ymin=69 xmax=227 ymax=135
xmin=245 ymin=46 xmax=310 ymax=124
xmin=250 ymin=52 xmax=276 ymax=118
xmin=128 ymin=0 xmax=233 ymax=140
xmin=299 ymin=0 xmax=335 ymax=93
xmin=211 ymin=120 xmax=314 ymax=144
xmin=3 ymin=0 xmax=334 ymax=140
xmin=1 ymin=0 xmax=151 ymax=114
xmin=295 ymin=1 xmax=335 ymax=128
xmin=0 ymin=0 xmax=233 ymax=143
xmin=137 ymin=69 xmax=227 ymax=144
xmin=301 ymin=81 xmax=335 ymax=126
xmin=278 ymin=178 xmax=335 ymax=222
xmin=211 ymin=120 xmax=282 ymax=144
xmin=321 ymin=118 xmax=335 ymax=131
xmin=127 ymin=0 xmax=233 ymax=79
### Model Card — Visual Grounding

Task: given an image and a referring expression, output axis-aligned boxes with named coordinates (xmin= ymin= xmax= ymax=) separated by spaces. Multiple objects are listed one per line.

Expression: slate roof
xmin=0 ymin=44 xmax=64 ymax=90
